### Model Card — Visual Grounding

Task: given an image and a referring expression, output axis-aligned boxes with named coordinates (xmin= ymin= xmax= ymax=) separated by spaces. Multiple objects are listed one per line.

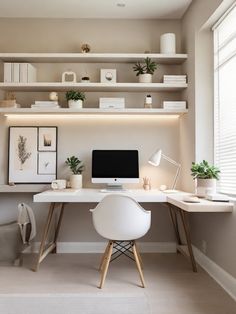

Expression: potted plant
xmin=65 ymin=156 xmax=84 ymax=189
xmin=191 ymin=160 xmax=220 ymax=197
xmin=133 ymin=57 xmax=157 ymax=83
xmin=66 ymin=90 xmax=86 ymax=109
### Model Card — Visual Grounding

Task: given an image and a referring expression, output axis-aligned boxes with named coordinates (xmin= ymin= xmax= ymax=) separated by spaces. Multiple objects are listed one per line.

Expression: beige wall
xmin=0 ymin=18 xmax=183 ymax=243
xmin=181 ymin=0 xmax=236 ymax=278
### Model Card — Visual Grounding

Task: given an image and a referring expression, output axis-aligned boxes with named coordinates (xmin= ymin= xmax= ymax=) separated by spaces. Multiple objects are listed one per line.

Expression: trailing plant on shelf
xmin=191 ymin=160 xmax=220 ymax=197
xmin=66 ymin=90 xmax=85 ymax=101
xmin=65 ymin=156 xmax=84 ymax=189
xmin=191 ymin=160 xmax=220 ymax=180
xmin=133 ymin=57 xmax=157 ymax=83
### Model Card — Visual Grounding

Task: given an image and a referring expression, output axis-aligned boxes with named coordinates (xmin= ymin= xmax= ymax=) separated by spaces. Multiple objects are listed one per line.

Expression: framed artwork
xmin=100 ymin=69 xmax=117 ymax=83
xmin=38 ymin=127 xmax=57 ymax=151
xmin=8 ymin=126 xmax=57 ymax=184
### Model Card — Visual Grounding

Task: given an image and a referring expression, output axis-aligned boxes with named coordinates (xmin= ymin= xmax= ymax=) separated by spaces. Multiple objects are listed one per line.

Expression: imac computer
xmin=92 ymin=150 xmax=139 ymax=191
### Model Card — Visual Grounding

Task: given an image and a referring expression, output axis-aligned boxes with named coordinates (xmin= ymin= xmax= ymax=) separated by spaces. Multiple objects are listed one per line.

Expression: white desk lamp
xmin=148 ymin=149 xmax=181 ymax=193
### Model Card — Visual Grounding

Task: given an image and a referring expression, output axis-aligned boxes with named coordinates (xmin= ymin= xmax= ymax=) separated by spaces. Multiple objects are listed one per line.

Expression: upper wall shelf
xmin=0 ymin=82 xmax=187 ymax=92
xmin=0 ymin=108 xmax=188 ymax=116
xmin=0 ymin=53 xmax=188 ymax=64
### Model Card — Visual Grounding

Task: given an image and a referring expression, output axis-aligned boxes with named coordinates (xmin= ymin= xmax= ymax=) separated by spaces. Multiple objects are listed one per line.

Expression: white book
xmin=163 ymin=101 xmax=186 ymax=109
xmin=34 ymin=101 xmax=58 ymax=105
xmin=4 ymin=63 xmax=12 ymax=82
xmin=19 ymin=63 xmax=37 ymax=82
xmin=12 ymin=63 xmax=20 ymax=83
xmin=163 ymin=75 xmax=187 ymax=78
xmin=28 ymin=63 xmax=37 ymax=82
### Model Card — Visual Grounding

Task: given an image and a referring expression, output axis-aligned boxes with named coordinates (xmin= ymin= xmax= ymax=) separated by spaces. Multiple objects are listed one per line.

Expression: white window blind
xmin=214 ymin=4 xmax=236 ymax=195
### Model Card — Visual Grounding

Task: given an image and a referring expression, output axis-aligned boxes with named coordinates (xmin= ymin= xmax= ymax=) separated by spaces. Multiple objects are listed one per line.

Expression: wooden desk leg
xmin=33 ymin=202 xmax=56 ymax=272
xmin=52 ymin=203 xmax=65 ymax=254
xmin=168 ymin=204 xmax=181 ymax=245
xmin=179 ymin=209 xmax=198 ymax=273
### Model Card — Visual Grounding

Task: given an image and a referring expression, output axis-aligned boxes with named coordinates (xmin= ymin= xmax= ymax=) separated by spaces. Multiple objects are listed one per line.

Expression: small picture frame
xmin=100 ymin=69 xmax=117 ymax=83
xmin=38 ymin=127 xmax=57 ymax=151
xmin=8 ymin=126 xmax=57 ymax=184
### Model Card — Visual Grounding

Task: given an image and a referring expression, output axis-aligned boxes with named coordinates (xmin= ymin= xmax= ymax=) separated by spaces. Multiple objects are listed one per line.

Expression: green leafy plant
xmin=65 ymin=156 xmax=84 ymax=175
xmin=133 ymin=57 xmax=158 ymax=76
xmin=191 ymin=160 xmax=220 ymax=180
xmin=66 ymin=90 xmax=86 ymax=101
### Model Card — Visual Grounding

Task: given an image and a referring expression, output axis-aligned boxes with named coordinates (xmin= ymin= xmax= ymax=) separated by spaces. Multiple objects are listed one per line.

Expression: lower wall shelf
xmin=0 ymin=184 xmax=51 ymax=193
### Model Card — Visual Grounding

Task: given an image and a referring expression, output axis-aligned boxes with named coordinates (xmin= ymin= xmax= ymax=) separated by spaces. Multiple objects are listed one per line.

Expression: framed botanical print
xmin=8 ymin=126 xmax=57 ymax=184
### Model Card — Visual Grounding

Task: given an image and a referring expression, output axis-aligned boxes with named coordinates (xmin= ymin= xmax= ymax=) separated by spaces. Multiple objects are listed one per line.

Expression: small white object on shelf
xmin=163 ymin=101 xmax=186 ymax=110
xmin=19 ymin=63 xmax=37 ymax=83
xmin=99 ymin=97 xmax=125 ymax=109
xmin=62 ymin=71 xmax=76 ymax=83
xmin=4 ymin=63 xmax=12 ymax=82
xmin=160 ymin=33 xmax=176 ymax=54
xmin=100 ymin=69 xmax=117 ymax=83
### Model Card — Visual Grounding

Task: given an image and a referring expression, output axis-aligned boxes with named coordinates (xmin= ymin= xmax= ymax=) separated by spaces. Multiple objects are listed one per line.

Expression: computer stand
xmin=100 ymin=184 xmax=127 ymax=193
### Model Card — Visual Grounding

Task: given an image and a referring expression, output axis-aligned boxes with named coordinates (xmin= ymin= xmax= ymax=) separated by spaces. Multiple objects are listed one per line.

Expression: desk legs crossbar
xmin=34 ymin=202 xmax=65 ymax=272
xmin=168 ymin=204 xmax=197 ymax=273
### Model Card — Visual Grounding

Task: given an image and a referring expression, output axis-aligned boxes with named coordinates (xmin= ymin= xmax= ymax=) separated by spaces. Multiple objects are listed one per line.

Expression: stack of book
xmin=31 ymin=101 xmax=60 ymax=109
xmin=163 ymin=101 xmax=187 ymax=110
xmin=4 ymin=63 xmax=37 ymax=83
xmin=163 ymin=75 xmax=187 ymax=84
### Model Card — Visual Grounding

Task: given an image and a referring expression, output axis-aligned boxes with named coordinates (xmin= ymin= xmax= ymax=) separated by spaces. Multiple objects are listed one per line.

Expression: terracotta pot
xmin=195 ymin=178 xmax=216 ymax=197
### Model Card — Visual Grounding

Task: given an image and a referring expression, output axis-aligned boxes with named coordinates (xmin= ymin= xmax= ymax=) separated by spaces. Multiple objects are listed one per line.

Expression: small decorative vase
xmin=68 ymin=99 xmax=83 ymax=109
xmin=195 ymin=178 xmax=216 ymax=197
xmin=70 ymin=174 xmax=82 ymax=189
xmin=139 ymin=74 xmax=152 ymax=83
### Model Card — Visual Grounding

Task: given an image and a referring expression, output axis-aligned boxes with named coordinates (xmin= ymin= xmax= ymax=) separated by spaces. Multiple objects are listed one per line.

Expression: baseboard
xmin=25 ymin=241 xmax=177 ymax=254
xmin=193 ymin=246 xmax=236 ymax=302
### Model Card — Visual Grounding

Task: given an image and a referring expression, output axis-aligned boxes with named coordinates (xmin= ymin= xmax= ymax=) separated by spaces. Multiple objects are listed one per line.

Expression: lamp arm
xmin=162 ymin=154 xmax=181 ymax=167
xmin=171 ymin=165 xmax=181 ymax=190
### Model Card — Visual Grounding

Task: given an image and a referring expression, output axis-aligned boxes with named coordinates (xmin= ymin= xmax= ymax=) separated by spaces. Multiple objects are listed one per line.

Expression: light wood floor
xmin=0 ymin=253 xmax=235 ymax=314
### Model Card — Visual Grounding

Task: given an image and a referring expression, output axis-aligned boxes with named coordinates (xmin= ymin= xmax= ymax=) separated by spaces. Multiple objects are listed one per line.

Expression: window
xmin=214 ymin=4 xmax=236 ymax=195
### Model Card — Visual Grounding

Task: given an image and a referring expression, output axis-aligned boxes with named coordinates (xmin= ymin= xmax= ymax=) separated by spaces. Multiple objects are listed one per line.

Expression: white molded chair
xmin=90 ymin=194 xmax=151 ymax=288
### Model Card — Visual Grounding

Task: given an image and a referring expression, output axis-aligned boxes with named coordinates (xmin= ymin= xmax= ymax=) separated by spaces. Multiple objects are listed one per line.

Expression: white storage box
xmin=163 ymin=101 xmax=186 ymax=110
xmin=99 ymin=98 xmax=125 ymax=109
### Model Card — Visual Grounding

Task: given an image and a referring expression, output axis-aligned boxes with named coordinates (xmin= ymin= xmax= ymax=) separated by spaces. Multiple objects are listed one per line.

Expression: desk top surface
xmin=33 ymin=188 xmax=234 ymax=213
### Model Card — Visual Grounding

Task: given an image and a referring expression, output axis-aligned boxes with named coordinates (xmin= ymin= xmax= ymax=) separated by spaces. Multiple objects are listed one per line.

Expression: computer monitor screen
xmin=92 ymin=150 xmax=139 ymax=184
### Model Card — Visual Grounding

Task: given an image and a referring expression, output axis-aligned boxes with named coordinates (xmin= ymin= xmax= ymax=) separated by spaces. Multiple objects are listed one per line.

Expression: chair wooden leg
xmin=99 ymin=242 xmax=110 ymax=271
xmin=135 ymin=243 xmax=144 ymax=270
xmin=99 ymin=241 xmax=113 ymax=289
xmin=132 ymin=241 xmax=146 ymax=288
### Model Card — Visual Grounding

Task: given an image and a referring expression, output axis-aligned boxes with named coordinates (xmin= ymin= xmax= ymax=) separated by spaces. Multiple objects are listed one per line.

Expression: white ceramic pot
xmin=160 ymin=33 xmax=176 ymax=54
xmin=68 ymin=99 xmax=83 ymax=109
xmin=139 ymin=74 xmax=152 ymax=83
xmin=195 ymin=178 xmax=216 ymax=197
xmin=70 ymin=174 xmax=82 ymax=189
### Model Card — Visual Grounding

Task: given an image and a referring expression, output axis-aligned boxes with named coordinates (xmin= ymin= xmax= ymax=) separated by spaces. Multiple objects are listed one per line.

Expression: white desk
xmin=33 ymin=189 xmax=234 ymax=272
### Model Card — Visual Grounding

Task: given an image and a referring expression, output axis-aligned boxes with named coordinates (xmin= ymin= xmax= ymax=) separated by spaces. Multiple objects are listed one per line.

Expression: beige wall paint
xmin=0 ymin=18 xmax=183 ymax=243
xmin=181 ymin=0 xmax=236 ymax=278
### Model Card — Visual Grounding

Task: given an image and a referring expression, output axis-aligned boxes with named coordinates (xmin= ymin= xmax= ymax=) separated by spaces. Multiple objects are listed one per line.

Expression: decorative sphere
xmin=49 ymin=92 xmax=58 ymax=101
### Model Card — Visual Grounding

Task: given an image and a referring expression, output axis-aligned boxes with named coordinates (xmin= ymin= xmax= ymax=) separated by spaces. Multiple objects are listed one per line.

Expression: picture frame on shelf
xmin=100 ymin=69 xmax=117 ymax=83
xmin=8 ymin=126 xmax=57 ymax=184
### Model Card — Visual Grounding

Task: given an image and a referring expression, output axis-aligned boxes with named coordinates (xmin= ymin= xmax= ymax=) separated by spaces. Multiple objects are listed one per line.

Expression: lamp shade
xmin=148 ymin=149 xmax=162 ymax=166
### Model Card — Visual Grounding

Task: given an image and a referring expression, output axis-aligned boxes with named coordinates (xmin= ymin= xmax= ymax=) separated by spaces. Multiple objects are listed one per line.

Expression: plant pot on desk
xmin=70 ymin=174 xmax=82 ymax=189
xmin=195 ymin=178 xmax=216 ymax=197
xmin=139 ymin=74 xmax=152 ymax=83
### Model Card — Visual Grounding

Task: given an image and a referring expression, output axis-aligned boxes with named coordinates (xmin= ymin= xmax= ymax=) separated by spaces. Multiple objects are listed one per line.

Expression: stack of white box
xmin=99 ymin=98 xmax=125 ymax=109
xmin=163 ymin=75 xmax=187 ymax=84
xmin=4 ymin=63 xmax=37 ymax=83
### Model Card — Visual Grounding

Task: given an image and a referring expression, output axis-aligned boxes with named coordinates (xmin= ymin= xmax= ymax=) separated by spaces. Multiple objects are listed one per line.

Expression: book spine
xmin=12 ymin=63 xmax=20 ymax=83
xmin=19 ymin=63 xmax=28 ymax=83
xmin=27 ymin=63 xmax=37 ymax=82
xmin=4 ymin=63 xmax=12 ymax=82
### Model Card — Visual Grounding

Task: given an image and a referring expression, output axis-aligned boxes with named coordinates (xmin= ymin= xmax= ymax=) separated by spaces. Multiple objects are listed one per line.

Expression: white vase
xmin=195 ymin=178 xmax=216 ymax=197
xmin=68 ymin=99 xmax=83 ymax=109
xmin=139 ymin=74 xmax=152 ymax=83
xmin=70 ymin=174 xmax=82 ymax=189
xmin=160 ymin=33 xmax=176 ymax=54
